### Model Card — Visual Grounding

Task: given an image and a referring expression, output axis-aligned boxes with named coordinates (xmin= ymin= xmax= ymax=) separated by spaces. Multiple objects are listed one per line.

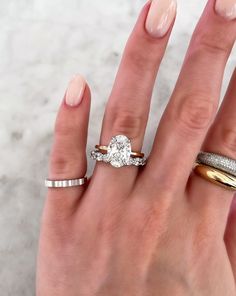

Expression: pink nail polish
xmin=65 ymin=74 xmax=86 ymax=107
xmin=215 ymin=0 xmax=236 ymax=20
xmin=145 ymin=0 xmax=177 ymax=38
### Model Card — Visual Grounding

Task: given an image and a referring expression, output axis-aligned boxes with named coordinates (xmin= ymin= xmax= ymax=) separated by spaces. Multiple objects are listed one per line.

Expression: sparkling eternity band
xmin=196 ymin=152 xmax=236 ymax=177
xmin=90 ymin=135 xmax=147 ymax=168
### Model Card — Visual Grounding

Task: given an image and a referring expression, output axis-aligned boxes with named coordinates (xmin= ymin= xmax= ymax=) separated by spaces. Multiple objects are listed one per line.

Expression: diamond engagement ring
xmin=90 ymin=135 xmax=147 ymax=168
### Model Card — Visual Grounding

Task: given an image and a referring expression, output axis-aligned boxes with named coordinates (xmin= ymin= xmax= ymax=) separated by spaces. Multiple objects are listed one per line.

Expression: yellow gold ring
xmin=194 ymin=163 xmax=236 ymax=191
xmin=95 ymin=145 xmax=144 ymax=158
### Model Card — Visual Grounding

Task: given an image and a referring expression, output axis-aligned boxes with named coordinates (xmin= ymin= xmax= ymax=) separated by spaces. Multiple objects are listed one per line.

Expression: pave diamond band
xmin=90 ymin=135 xmax=147 ymax=168
xmin=196 ymin=152 xmax=236 ymax=177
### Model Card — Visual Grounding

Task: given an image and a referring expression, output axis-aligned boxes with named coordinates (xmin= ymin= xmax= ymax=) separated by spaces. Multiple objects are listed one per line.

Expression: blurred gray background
xmin=0 ymin=0 xmax=235 ymax=295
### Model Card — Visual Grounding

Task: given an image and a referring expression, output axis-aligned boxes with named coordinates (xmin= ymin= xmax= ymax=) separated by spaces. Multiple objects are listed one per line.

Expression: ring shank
xmin=95 ymin=145 xmax=144 ymax=158
xmin=45 ymin=177 xmax=87 ymax=188
xmin=194 ymin=163 xmax=236 ymax=191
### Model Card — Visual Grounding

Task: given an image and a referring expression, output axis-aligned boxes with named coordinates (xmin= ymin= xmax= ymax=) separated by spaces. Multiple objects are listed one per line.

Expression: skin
xmin=36 ymin=0 xmax=236 ymax=295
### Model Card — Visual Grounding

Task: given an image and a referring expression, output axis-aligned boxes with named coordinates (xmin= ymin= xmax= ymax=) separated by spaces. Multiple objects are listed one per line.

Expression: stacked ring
xmin=194 ymin=163 xmax=236 ymax=191
xmin=197 ymin=152 xmax=236 ymax=177
xmin=194 ymin=152 xmax=236 ymax=191
xmin=90 ymin=135 xmax=147 ymax=168
xmin=95 ymin=145 xmax=144 ymax=158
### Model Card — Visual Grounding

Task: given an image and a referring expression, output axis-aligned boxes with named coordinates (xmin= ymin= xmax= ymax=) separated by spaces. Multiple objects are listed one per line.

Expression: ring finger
xmin=92 ymin=0 xmax=177 ymax=191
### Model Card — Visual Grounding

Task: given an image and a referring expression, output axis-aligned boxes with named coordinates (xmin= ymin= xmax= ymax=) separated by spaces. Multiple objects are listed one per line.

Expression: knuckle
xmin=192 ymin=31 xmax=230 ymax=56
xmin=50 ymin=153 xmax=70 ymax=176
xmin=111 ymin=109 xmax=144 ymax=140
xmin=175 ymin=94 xmax=215 ymax=135
xmin=197 ymin=38 xmax=228 ymax=56
xmin=221 ymin=128 xmax=236 ymax=153
xmin=54 ymin=117 xmax=78 ymax=137
xmin=50 ymin=150 xmax=85 ymax=178
xmin=126 ymin=46 xmax=160 ymax=72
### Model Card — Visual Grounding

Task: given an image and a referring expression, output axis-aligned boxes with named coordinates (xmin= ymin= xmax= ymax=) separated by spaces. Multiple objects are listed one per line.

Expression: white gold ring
xmin=45 ymin=177 xmax=87 ymax=188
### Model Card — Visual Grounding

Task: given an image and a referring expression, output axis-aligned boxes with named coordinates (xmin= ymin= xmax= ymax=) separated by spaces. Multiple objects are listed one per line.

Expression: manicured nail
xmin=65 ymin=74 xmax=86 ymax=107
xmin=215 ymin=0 xmax=236 ymax=20
xmin=145 ymin=0 xmax=177 ymax=38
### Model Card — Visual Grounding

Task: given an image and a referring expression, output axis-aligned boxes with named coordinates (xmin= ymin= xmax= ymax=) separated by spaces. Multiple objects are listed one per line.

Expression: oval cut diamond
xmin=107 ymin=135 xmax=131 ymax=168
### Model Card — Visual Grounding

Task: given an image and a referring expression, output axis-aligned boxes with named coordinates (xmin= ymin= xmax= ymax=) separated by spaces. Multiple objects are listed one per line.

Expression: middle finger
xmin=144 ymin=0 xmax=236 ymax=193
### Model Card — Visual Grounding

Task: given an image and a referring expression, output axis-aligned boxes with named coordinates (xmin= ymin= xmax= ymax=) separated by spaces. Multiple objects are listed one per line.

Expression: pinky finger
xmin=46 ymin=74 xmax=91 ymax=215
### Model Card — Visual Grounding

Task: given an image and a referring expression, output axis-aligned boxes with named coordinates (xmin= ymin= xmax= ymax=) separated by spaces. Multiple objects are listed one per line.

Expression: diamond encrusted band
xmin=45 ymin=177 xmax=87 ymax=188
xmin=196 ymin=152 xmax=236 ymax=177
xmin=90 ymin=135 xmax=147 ymax=168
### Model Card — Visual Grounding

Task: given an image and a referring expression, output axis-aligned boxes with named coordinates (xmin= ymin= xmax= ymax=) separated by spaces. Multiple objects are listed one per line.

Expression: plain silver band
xmin=45 ymin=177 xmax=87 ymax=188
xmin=197 ymin=152 xmax=236 ymax=177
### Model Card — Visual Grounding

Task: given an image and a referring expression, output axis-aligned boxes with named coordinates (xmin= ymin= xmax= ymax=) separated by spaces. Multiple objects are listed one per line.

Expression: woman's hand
xmin=36 ymin=0 xmax=236 ymax=295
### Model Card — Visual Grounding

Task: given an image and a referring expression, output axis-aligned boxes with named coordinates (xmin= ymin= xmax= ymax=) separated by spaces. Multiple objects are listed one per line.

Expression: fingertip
xmin=64 ymin=74 xmax=89 ymax=108
xmin=145 ymin=0 xmax=177 ymax=39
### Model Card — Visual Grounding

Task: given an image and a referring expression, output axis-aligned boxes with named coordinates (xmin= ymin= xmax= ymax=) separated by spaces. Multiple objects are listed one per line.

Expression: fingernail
xmin=145 ymin=0 xmax=177 ymax=38
xmin=65 ymin=74 xmax=86 ymax=107
xmin=215 ymin=0 xmax=236 ymax=20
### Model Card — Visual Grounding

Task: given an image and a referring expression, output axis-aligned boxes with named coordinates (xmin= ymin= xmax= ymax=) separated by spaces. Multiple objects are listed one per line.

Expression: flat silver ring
xmin=196 ymin=152 xmax=236 ymax=177
xmin=45 ymin=177 xmax=87 ymax=188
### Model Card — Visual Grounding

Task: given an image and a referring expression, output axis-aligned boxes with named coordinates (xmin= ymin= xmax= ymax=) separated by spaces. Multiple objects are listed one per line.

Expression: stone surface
xmin=0 ymin=0 xmax=235 ymax=294
xmin=107 ymin=135 xmax=131 ymax=167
